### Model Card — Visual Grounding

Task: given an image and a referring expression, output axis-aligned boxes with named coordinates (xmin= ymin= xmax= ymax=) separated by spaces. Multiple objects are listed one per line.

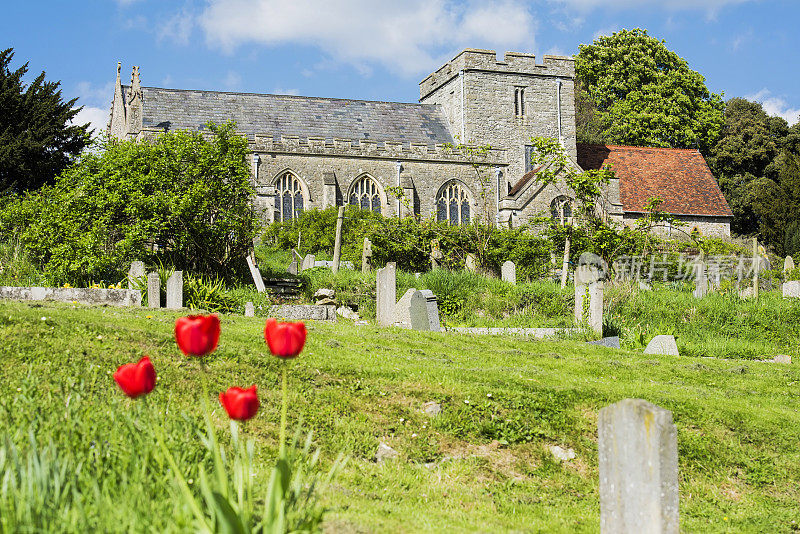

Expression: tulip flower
xmin=113 ymin=356 xmax=156 ymax=398
xmin=174 ymin=314 xmax=220 ymax=357
xmin=264 ymin=319 xmax=306 ymax=358
xmin=219 ymin=385 xmax=260 ymax=421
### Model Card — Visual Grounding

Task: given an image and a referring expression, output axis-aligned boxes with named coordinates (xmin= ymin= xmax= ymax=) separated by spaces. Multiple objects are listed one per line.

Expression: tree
xmin=575 ymin=28 xmax=724 ymax=154
xmin=0 ymin=122 xmax=261 ymax=285
xmin=0 ymin=48 xmax=90 ymax=194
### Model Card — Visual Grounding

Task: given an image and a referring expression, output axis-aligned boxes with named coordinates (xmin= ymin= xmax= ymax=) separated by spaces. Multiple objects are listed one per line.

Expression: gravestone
xmin=332 ymin=206 xmax=345 ymax=275
xmin=244 ymin=301 xmax=255 ymax=317
xmin=785 ymin=256 xmax=795 ymax=274
xmin=409 ymin=289 xmax=441 ymax=332
xmin=465 ymin=253 xmax=477 ymax=273
xmin=362 ymin=237 xmax=373 ymax=273
xmin=393 ymin=288 xmax=417 ymax=329
xmin=693 ymin=258 xmax=707 ymax=298
xmin=587 ymin=336 xmax=621 ymax=349
xmin=147 ymin=272 xmax=160 ymax=308
xmin=246 ymin=254 xmax=266 ymax=293
xmin=376 ymin=262 xmax=396 ymax=326
xmin=574 ymin=265 xmax=603 ymax=335
xmin=430 ymin=239 xmax=443 ymax=269
xmin=301 ymin=254 xmax=315 ymax=271
xmin=783 ymin=280 xmax=800 ymax=298
xmin=292 ymin=248 xmax=303 ymax=265
xmin=166 ymin=271 xmax=183 ymax=309
xmin=128 ymin=261 xmax=145 ymax=290
xmin=643 ymin=335 xmax=679 ymax=356
xmin=287 ymin=259 xmax=299 ymax=276
xmin=501 ymin=260 xmax=516 ymax=285
xmin=598 ymin=399 xmax=679 ymax=534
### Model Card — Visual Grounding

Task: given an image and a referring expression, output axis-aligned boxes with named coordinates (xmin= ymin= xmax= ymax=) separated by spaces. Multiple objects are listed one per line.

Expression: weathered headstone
xmin=244 ymin=301 xmax=255 ymax=317
xmin=598 ymin=399 xmax=679 ymax=534
xmin=393 ymin=287 xmax=417 ymax=329
xmin=587 ymin=336 xmax=621 ymax=349
xmin=246 ymin=254 xmax=266 ymax=293
xmin=574 ymin=265 xmax=603 ymax=335
xmin=332 ymin=206 xmax=345 ymax=275
xmin=752 ymin=237 xmax=759 ymax=299
xmin=287 ymin=259 xmax=299 ymax=276
xmin=430 ymin=239 xmax=443 ymax=269
xmin=128 ymin=261 xmax=145 ymax=290
xmin=465 ymin=253 xmax=477 ymax=273
xmin=166 ymin=271 xmax=183 ymax=309
xmin=693 ymin=258 xmax=707 ymax=298
xmin=409 ymin=289 xmax=441 ymax=332
xmin=502 ymin=260 xmax=516 ymax=285
xmin=783 ymin=280 xmax=800 ymax=298
xmin=785 ymin=255 xmax=795 ymax=274
xmin=147 ymin=272 xmax=160 ymax=309
xmin=301 ymin=254 xmax=316 ymax=271
xmin=643 ymin=335 xmax=679 ymax=356
xmin=362 ymin=237 xmax=373 ymax=274
xmin=376 ymin=262 xmax=396 ymax=326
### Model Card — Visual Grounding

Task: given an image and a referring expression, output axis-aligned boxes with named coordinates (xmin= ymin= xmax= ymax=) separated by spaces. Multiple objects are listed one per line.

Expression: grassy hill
xmin=0 ymin=301 xmax=799 ymax=532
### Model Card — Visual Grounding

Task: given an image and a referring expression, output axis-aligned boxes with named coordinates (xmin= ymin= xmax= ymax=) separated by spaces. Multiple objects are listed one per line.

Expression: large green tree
xmin=575 ymin=28 xmax=724 ymax=153
xmin=0 ymin=48 xmax=90 ymax=194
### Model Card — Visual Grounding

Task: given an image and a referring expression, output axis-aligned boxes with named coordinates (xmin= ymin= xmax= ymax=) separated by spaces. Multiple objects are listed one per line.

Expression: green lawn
xmin=1 ymin=301 xmax=798 ymax=532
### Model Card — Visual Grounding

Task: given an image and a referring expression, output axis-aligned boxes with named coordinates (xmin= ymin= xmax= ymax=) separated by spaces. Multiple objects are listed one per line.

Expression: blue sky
xmin=3 ymin=0 xmax=799 ymax=136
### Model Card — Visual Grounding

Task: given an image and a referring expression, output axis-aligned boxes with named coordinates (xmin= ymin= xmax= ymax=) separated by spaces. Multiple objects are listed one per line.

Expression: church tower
xmin=419 ymin=49 xmax=577 ymax=191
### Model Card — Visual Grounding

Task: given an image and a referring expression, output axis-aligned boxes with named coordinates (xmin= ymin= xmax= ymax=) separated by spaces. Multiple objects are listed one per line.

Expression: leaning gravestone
xmin=287 ymin=259 xmax=299 ymax=276
xmin=246 ymin=254 xmax=266 ymax=293
xmin=393 ymin=288 xmax=417 ymax=329
xmin=244 ymin=301 xmax=255 ymax=317
xmin=598 ymin=399 xmax=679 ymax=534
xmin=643 ymin=335 xmax=679 ymax=356
xmin=502 ymin=260 xmax=516 ymax=285
xmin=465 ymin=253 xmax=477 ymax=273
xmin=128 ymin=261 xmax=145 ymax=290
xmin=147 ymin=272 xmax=160 ymax=308
xmin=409 ymin=289 xmax=441 ymax=332
xmin=166 ymin=271 xmax=183 ymax=309
xmin=587 ymin=336 xmax=621 ymax=349
xmin=376 ymin=262 xmax=397 ymax=326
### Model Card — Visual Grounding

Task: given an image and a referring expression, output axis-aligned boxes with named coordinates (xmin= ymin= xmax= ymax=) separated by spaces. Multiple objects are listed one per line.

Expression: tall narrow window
xmin=274 ymin=172 xmax=304 ymax=222
xmin=348 ymin=175 xmax=383 ymax=214
xmin=524 ymin=145 xmax=534 ymax=173
xmin=514 ymin=87 xmax=525 ymax=117
xmin=436 ymin=181 xmax=471 ymax=225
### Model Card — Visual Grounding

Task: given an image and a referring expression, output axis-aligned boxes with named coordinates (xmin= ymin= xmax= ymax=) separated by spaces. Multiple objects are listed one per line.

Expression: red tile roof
xmin=577 ymin=144 xmax=733 ymax=218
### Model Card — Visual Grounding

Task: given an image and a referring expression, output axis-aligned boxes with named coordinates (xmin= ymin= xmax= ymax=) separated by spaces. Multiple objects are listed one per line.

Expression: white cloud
xmin=72 ymin=106 xmax=109 ymax=139
xmin=198 ymin=0 xmax=537 ymax=76
xmin=747 ymin=88 xmax=800 ymax=126
xmin=552 ymin=0 xmax=751 ymax=9
xmin=158 ymin=7 xmax=195 ymax=45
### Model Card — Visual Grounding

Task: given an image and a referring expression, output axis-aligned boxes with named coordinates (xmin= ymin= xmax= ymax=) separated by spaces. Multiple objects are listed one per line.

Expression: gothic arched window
xmin=274 ymin=172 xmax=305 ymax=222
xmin=436 ymin=181 xmax=471 ymax=225
xmin=348 ymin=175 xmax=382 ymax=214
xmin=550 ymin=195 xmax=573 ymax=225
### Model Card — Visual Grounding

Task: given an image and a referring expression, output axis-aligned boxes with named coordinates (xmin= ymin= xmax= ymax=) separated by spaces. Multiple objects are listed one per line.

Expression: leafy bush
xmin=0 ymin=122 xmax=260 ymax=286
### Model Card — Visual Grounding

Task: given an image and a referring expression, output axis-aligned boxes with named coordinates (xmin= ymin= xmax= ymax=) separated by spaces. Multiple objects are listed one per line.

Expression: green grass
xmin=1 ymin=301 xmax=799 ymax=532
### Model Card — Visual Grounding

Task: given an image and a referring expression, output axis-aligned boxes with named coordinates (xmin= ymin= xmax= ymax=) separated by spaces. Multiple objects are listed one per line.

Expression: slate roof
xmin=128 ymin=86 xmax=455 ymax=146
xmin=577 ymin=144 xmax=733 ymax=218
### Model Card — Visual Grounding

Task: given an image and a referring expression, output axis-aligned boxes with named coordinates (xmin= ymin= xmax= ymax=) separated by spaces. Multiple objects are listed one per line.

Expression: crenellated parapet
xmin=251 ymin=134 xmax=507 ymax=165
xmin=419 ymin=48 xmax=574 ymax=100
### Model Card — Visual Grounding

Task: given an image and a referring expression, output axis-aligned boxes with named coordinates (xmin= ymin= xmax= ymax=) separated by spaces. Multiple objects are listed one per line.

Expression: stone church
xmin=108 ymin=48 xmax=732 ymax=237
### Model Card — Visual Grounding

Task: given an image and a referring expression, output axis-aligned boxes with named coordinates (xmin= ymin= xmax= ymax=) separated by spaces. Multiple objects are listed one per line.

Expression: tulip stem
xmin=279 ymin=365 xmax=287 ymax=454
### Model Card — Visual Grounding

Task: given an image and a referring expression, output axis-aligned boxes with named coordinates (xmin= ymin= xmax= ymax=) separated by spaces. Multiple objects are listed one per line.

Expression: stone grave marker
xmin=128 ymin=261 xmax=145 ymax=290
xmin=430 ymin=239 xmax=443 ymax=269
xmin=301 ymin=254 xmax=315 ymax=271
xmin=502 ymin=260 xmax=516 ymax=285
xmin=574 ymin=265 xmax=603 ymax=335
xmin=393 ymin=288 xmax=417 ymax=329
xmin=693 ymin=257 xmax=707 ymax=298
xmin=166 ymin=271 xmax=183 ymax=309
xmin=287 ymin=259 xmax=299 ymax=275
xmin=783 ymin=280 xmax=800 ymax=298
xmin=376 ymin=262 xmax=396 ymax=326
xmin=246 ymin=254 xmax=266 ymax=293
xmin=465 ymin=253 xmax=477 ymax=273
xmin=409 ymin=289 xmax=441 ymax=332
xmin=147 ymin=272 xmax=160 ymax=308
xmin=598 ymin=399 xmax=679 ymax=534
xmin=362 ymin=237 xmax=373 ymax=273
xmin=785 ymin=255 xmax=795 ymax=274
xmin=643 ymin=335 xmax=679 ymax=356
xmin=244 ymin=301 xmax=255 ymax=317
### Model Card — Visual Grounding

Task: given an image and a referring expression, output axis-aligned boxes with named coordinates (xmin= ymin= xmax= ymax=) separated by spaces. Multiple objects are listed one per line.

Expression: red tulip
xmin=174 ymin=314 xmax=220 ymax=357
xmin=264 ymin=319 xmax=306 ymax=358
xmin=219 ymin=386 xmax=260 ymax=421
xmin=113 ymin=356 xmax=156 ymax=398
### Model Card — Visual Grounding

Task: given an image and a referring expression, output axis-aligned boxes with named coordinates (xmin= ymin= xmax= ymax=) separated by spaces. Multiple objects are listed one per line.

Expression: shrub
xmin=0 ymin=123 xmax=260 ymax=286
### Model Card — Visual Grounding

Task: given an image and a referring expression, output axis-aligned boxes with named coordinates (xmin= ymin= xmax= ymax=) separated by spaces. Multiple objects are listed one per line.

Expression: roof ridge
xmin=127 ymin=85 xmax=436 ymax=107
xmin=578 ymin=143 xmax=700 ymax=153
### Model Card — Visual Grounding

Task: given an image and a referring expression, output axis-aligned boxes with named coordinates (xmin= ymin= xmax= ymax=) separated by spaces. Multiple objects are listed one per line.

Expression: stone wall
xmin=622 ymin=214 xmax=732 ymax=239
xmin=0 ymin=286 xmax=142 ymax=307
